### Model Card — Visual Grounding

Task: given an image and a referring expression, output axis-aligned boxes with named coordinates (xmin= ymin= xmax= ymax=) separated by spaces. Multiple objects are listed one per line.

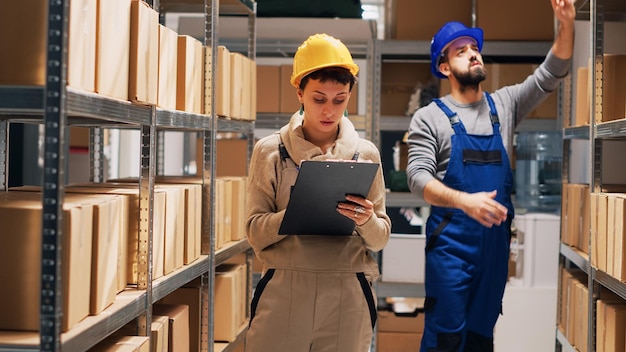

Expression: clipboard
xmin=278 ymin=160 xmax=380 ymax=236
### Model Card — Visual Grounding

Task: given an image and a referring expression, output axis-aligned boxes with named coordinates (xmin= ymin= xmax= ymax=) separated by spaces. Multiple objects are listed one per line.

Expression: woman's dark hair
xmin=299 ymin=67 xmax=357 ymax=91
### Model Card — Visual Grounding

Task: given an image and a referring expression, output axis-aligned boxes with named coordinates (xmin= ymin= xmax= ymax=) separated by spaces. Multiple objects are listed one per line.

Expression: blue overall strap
xmin=433 ymin=98 xmax=461 ymax=125
xmin=484 ymin=92 xmax=500 ymax=125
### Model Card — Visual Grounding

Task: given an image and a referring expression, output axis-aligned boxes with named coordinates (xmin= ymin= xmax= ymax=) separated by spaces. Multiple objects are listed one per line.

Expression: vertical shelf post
xmin=201 ymin=1 xmax=219 ymax=351
xmin=0 ymin=121 xmax=7 ymax=191
xmin=40 ymin=0 xmax=69 ymax=350
xmin=137 ymin=107 xmax=157 ymax=336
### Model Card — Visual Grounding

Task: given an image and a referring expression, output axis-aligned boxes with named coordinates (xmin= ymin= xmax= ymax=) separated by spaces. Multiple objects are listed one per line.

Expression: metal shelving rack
xmin=0 ymin=0 xmax=255 ymax=351
xmin=558 ymin=1 xmax=626 ymax=351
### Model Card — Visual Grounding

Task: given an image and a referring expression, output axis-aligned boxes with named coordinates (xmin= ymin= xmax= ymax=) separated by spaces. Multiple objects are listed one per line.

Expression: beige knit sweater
xmin=246 ymin=112 xmax=391 ymax=277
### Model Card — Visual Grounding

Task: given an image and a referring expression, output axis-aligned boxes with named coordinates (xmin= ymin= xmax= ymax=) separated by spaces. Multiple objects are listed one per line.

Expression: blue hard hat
xmin=430 ymin=21 xmax=484 ymax=79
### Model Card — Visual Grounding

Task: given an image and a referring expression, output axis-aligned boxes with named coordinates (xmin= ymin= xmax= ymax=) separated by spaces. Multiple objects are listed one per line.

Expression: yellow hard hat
xmin=290 ymin=33 xmax=359 ymax=88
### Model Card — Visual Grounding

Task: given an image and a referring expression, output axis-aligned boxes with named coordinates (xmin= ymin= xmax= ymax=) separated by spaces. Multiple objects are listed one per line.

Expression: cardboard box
xmin=0 ymin=2 xmax=46 ymax=85
xmin=96 ymin=0 xmax=131 ymax=100
xmin=0 ymin=0 xmax=96 ymax=90
xmin=476 ymin=0 xmax=554 ymax=41
xmin=381 ymin=62 xmax=433 ymax=116
xmin=214 ymin=264 xmax=247 ymax=342
xmin=158 ymin=24 xmax=178 ymax=110
xmin=279 ymin=64 xmax=300 ymax=114
xmin=158 ymin=185 xmax=186 ymax=275
xmin=381 ymin=234 xmax=426 ymax=283
xmin=573 ymin=281 xmax=589 ymax=352
xmin=66 ymin=184 xmax=167 ymax=283
xmin=151 ymin=315 xmax=170 ymax=352
xmin=155 ymin=178 xmax=202 ymax=264
xmin=602 ymin=55 xmax=626 ymax=122
xmin=574 ymin=66 xmax=590 ymax=126
xmin=614 ymin=196 xmax=626 ymax=281
xmin=90 ymin=335 xmax=150 ymax=352
xmin=68 ymin=0 xmax=97 ymax=91
xmin=215 ymin=178 xmax=231 ymax=249
xmin=66 ymin=193 xmax=124 ymax=315
xmin=177 ymin=35 xmax=204 ymax=114
xmin=152 ymin=304 xmax=190 ymax=352
xmin=229 ymin=52 xmax=245 ymax=119
xmin=247 ymin=59 xmax=258 ymax=120
xmin=0 ymin=192 xmax=93 ymax=332
xmin=226 ymin=176 xmax=247 ymax=241
xmin=129 ymin=0 xmax=158 ymax=104
xmin=216 ymin=46 xmax=231 ymax=117
xmin=597 ymin=193 xmax=609 ymax=273
xmin=158 ymin=286 xmax=201 ymax=352
xmin=377 ymin=331 xmax=423 ymax=352
xmin=596 ymin=300 xmax=626 ymax=352
xmin=377 ymin=310 xmax=425 ymax=333
xmin=386 ymin=0 xmax=472 ymax=41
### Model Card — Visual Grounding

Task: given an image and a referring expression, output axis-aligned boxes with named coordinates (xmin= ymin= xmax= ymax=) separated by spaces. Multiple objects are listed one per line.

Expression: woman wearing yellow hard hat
xmin=245 ymin=33 xmax=391 ymax=352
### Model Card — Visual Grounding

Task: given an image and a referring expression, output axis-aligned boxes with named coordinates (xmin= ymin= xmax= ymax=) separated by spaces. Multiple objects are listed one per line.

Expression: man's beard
xmin=452 ymin=64 xmax=486 ymax=92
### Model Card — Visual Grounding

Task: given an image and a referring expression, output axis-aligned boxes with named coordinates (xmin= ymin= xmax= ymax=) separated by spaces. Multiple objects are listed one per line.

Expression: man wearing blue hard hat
xmin=405 ymin=0 xmax=576 ymax=351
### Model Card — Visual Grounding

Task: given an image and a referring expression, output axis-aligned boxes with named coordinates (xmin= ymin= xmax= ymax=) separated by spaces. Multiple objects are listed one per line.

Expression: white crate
xmin=381 ymin=234 xmax=426 ymax=283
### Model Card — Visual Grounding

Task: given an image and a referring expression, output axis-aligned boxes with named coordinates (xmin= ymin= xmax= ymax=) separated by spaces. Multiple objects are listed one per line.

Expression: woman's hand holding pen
xmin=337 ymin=194 xmax=374 ymax=226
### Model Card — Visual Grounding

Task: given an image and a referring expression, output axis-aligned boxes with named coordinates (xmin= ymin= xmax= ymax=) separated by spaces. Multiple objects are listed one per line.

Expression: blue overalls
xmin=420 ymin=93 xmax=514 ymax=352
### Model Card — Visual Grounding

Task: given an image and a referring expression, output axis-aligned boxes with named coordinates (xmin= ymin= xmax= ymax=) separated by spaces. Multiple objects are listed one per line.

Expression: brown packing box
xmin=215 ymin=178 xmax=230 ymax=249
xmin=0 ymin=0 xmax=96 ymax=90
xmin=129 ymin=0 xmax=159 ymax=104
xmin=381 ymin=62 xmax=433 ymax=116
xmin=257 ymin=65 xmax=281 ymax=113
xmin=177 ymin=35 xmax=204 ymax=114
xmin=158 ymin=285 xmax=201 ymax=352
xmin=279 ymin=64 xmax=300 ymax=114
xmin=216 ymin=46 xmax=231 ymax=117
xmin=377 ymin=332 xmax=423 ymax=352
xmin=153 ymin=304 xmax=191 ymax=352
xmin=214 ymin=264 xmax=247 ymax=342
xmin=476 ymin=0 xmax=554 ymax=41
xmin=229 ymin=52 xmax=245 ymax=119
xmin=108 ymin=177 xmax=203 ymax=264
xmin=580 ymin=186 xmax=591 ymax=255
xmin=0 ymin=192 xmax=93 ymax=332
xmin=240 ymin=56 xmax=250 ymax=121
xmin=573 ymin=280 xmax=589 ymax=352
xmin=69 ymin=0 xmax=97 ymax=91
xmin=226 ymin=176 xmax=247 ymax=241
xmin=590 ymin=192 xmax=599 ymax=268
xmin=614 ymin=196 xmax=626 ymax=281
xmin=597 ymin=193 xmax=609 ymax=273
xmin=596 ymin=300 xmax=626 ymax=352
xmin=377 ymin=310 xmax=425 ymax=333
xmin=96 ymin=0 xmax=131 ymax=100
xmin=153 ymin=185 xmax=186 ymax=275
xmin=66 ymin=183 xmax=167 ymax=283
xmin=249 ymin=59 xmax=258 ymax=120
xmin=89 ymin=335 xmax=150 ymax=352
xmin=602 ymin=55 xmax=626 ymax=122
xmin=156 ymin=178 xmax=202 ymax=263
xmin=574 ymin=66 xmax=590 ymax=126
xmin=158 ymin=24 xmax=178 ymax=111
xmin=385 ymin=0 xmax=471 ymax=41
xmin=66 ymin=193 xmax=124 ymax=315
xmin=151 ymin=315 xmax=170 ymax=352
xmin=204 ymin=138 xmax=248 ymax=178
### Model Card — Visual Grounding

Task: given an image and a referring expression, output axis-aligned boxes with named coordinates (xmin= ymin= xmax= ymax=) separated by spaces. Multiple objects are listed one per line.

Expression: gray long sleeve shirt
xmin=406 ymin=50 xmax=571 ymax=200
